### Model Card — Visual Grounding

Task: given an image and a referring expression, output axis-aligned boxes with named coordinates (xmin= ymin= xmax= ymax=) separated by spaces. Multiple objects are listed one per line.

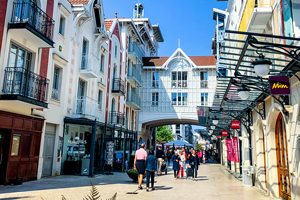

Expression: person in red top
xmin=134 ymin=143 xmax=147 ymax=189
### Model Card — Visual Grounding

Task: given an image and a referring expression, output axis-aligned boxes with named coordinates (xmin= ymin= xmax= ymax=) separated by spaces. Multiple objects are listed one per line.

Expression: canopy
xmin=165 ymin=139 xmax=193 ymax=147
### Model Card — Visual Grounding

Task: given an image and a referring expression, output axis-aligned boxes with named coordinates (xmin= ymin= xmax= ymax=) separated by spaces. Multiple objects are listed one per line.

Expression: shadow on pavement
xmin=0 ymin=196 xmax=34 ymax=200
xmin=154 ymin=185 xmax=173 ymax=190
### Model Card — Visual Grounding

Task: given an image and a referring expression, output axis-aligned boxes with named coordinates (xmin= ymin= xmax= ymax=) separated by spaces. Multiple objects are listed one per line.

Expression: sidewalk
xmin=0 ymin=164 xmax=273 ymax=200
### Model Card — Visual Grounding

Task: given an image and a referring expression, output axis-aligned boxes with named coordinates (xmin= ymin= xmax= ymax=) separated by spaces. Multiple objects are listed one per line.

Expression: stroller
xmin=160 ymin=160 xmax=168 ymax=175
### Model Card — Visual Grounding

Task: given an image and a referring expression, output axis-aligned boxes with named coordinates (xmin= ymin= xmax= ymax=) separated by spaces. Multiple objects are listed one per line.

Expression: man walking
xmin=156 ymin=146 xmax=165 ymax=175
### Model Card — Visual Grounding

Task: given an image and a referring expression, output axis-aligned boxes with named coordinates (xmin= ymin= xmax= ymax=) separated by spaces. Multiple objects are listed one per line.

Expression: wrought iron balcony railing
xmin=76 ymin=97 xmax=100 ymax=119
xmin=112 ymin=78 xmax=125 ymax=95
xmin=127 ymin=92 xmax=141 ymax=109
xmin=10 ymin=0 xmax=54 ymax=45
xmin=109 ymin=111 xmax=125 ymax=126
xmin=128 ymin=65 xmax=142 ymax=84
xmin=2 ymin=67 xmax=49 ymax=104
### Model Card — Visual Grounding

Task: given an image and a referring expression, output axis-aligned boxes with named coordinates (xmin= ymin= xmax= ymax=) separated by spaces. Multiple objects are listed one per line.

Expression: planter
xmin=127 ymin=169 xmax=139 ymax=182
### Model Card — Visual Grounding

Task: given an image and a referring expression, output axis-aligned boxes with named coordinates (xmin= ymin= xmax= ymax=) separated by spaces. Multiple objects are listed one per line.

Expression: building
xmin=211 ymin=0 xmax=300 ymax=199
xmin=0 ymin=0 xmax=55 ymax=184
xmin=139 ymin=48 xmax=216 ymax=147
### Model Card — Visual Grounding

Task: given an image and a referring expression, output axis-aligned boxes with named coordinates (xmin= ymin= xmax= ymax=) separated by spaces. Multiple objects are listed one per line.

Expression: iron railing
xmin=2 ymin=67 xmax=49 ymax=102
xmin=10 ymin=0 xmax=55 ymax=41
xmin=112 ymin=78 xmax=125 ymax=94
xmin=128 ymin=42 xmax=145 ymax=60
xmin=109 ymin=111 xmax=125 ymax=126
xmin=128 ymin=64 xmax=142 ymax=84
xmin=76 ymin=97 xmax=100 ymax=119
xmin=127 ymin=92 xmax=141 ymax=108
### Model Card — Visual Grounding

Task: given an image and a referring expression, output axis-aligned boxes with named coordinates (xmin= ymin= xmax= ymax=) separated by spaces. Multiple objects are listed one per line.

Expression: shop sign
xmin=269 ymin=76 xmax=290 ymax=95
xmin=232 ymin=137 xmax=239 ymax=163
xmin=221 ymin=130 xmax=228 ymax=137
xmin=230 ymin=120 xmax=240 ymax=129
xmin=105 ymin=141 xmax=114 ymax=165
xmin=226 ymin=138 xmax=233 ymax=161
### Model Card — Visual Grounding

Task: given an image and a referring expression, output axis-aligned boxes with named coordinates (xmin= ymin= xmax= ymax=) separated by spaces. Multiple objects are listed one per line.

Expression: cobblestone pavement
xmin=0 ymin=164 xmax=273 ymax=200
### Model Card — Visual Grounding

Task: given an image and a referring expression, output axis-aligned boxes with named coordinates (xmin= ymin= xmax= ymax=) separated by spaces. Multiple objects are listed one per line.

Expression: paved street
xmin=0 ymin=164 xmax=272 ymax=200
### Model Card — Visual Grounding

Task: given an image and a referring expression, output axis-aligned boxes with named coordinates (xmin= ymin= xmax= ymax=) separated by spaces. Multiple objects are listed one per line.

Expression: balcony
xmin=112 ymin=78 xmax=125 ymax=95
xmin=128 ymin=42 xmax=145 ymax=63
xmin=127 ymin=64 xmax=142 ymax=86
xmin=76 ymin=97 xmax=100 ymax=120
xmin=1 ymin=67 xmax=49 ymax=108
xmin=248 ymin=7 xmax=272 ymax=33
xmin=8 ymin=0 xmax=54 ymax=47
xmin=109 ymin=111 xmax=125 ymax=126
xmin=80 ymin=54 xmax=98 ymax=78
xmin=126 ymin=92 xmax=141 ymax=110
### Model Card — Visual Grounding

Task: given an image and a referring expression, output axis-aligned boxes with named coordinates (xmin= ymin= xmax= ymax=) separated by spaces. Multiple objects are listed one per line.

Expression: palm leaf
xmin=83 ymin=185 xmax=101 ymax=200
xmin=106 ymin=193 xmax=117 ymax=200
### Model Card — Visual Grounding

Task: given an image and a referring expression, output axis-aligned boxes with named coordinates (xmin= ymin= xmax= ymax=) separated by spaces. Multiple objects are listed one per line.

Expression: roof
xmin=104 ymin=20 xmax=113 ymax=31
xmin=143 ymin=56 xmax=216 ymax=66
xmin=68 ymin=0 xmax=89 ymax=5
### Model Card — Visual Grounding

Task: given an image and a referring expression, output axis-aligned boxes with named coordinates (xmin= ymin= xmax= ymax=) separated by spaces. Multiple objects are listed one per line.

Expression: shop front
xmin=0 ymin=111 xmax=44 ymax=184
xmin=62 ymin=118 xmax=137 ymax=176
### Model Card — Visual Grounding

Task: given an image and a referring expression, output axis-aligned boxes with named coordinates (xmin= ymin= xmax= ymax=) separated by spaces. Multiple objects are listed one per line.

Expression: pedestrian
xmin=134 ymin=142 xmax=147 ymax=189
xmin=167 ymin=150 xmax=172 ymax=166
xmin=145 ymin=148 xmax=157 ymax=192
xmin=189 ymin=149 xmax=199 ymax=179
xmin=172 ymin=151 xmax=181 ymax=178
xmin=156 ymin=146 xmax=165 ymax=175
xmin=179 ymin=150 xmax=185 ymax=178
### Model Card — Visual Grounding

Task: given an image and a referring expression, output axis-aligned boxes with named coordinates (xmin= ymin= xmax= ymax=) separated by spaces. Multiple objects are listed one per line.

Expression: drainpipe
xmin=89 ymin=120 xmax=97 ymax=177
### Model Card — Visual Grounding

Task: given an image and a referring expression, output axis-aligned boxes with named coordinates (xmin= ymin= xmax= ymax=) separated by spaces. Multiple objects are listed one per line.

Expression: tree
xmin=156 ymin=125 xmax=174 ymax=143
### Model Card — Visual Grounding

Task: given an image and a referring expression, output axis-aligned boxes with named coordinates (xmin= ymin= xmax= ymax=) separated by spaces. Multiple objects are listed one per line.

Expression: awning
xmin=207 ymin=30 xmax=300 ymax=132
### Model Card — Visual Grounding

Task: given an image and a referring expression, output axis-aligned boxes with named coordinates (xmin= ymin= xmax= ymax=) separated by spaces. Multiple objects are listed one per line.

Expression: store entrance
xmin=275 ymin=114 xmax=291 ymax=200
xmin=0 ymin=129 xmax=10 ymax=184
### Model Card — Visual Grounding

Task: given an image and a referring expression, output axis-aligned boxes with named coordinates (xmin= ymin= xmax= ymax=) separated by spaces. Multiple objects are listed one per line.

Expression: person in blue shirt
xmin=145 ymin=148 xmax=157 ymax=191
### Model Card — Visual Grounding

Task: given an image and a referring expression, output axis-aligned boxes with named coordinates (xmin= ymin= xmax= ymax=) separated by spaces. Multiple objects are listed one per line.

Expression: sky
xmin=102 ymin=0 xmax=228 ymax=56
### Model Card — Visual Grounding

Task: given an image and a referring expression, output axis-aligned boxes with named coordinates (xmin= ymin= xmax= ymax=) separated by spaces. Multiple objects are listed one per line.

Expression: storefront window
xmin=11 ymin=134 xmax=21 ymax=156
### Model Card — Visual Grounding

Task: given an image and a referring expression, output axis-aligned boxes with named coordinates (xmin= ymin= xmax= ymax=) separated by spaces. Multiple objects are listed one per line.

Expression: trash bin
xmin=242 ymin=166 xmax=252 ymax=186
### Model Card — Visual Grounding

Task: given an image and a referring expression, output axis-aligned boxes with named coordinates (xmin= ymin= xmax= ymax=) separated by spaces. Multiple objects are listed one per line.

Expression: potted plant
xmin=126 ymin=168 xmax=139 ymax=182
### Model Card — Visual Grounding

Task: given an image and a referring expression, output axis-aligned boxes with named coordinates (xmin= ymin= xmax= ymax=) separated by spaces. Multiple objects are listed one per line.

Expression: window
xmin=81 ymin=39 xmax=89 ymax=69
xmin=114 ymin=45 xmax=118 ymax=58
xmin=201 ymin=93 xmax=208 ymax=106
xmin=200 ymin=71 xmax=208 ymax=88
xmin=9 ymin=43 xmax=32 ymax=70
xmin=151 ymin=92 xmax=159 ymax=106
xmin=59 ymin=15 xmax=66 ymax=35
xmin=51 ymin=66 xmax=62 ymax=101
xmin=171 ymin=71 xmax=187 ymax=88
xmin=152 ymin=72 xmax=159 ymax=88
xmin=172 ymin=92 xmax=188 ymax=106
xmin=11 ymin=134 xmax=21 ymax=156
xmin=100 ymin=54 xmax=105 ymax=73
xmin=98 ymin=90 xmax=103 ymax=110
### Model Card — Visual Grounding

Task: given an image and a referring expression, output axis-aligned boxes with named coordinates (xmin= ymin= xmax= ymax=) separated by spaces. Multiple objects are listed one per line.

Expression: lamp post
xmin=237 ymin=86 xmax=250 ymax=100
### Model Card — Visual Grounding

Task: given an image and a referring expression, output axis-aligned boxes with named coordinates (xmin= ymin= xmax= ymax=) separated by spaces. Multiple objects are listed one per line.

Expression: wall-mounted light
xmin=237 ymin=85 xmax=250 ymax=100
xmin=252 ymin=54 xmax=271 ymax=77
xmin=212 ymin=116 xmax=219 ymax=125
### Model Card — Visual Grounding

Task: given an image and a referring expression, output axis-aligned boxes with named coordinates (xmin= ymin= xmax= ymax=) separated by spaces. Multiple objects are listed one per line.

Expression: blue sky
xmin=102 ymin=0 xmax=227 ymax=56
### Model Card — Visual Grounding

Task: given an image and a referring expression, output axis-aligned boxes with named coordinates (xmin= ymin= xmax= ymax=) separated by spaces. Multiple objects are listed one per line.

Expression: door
xmin=275 ymin=114 xmax=291 ymax=200
xmin=0 ymin=130 xmax=10 ymax=184
xmin=42 ymin=131 xmax=55 ymax=177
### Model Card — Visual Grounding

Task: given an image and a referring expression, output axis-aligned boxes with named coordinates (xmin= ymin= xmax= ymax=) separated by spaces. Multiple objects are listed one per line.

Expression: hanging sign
xmin=221 ymin=130 xmax=228 ymax=137
xmin=230 ymin=120 xmax=240 ymax=129
xmin=269 ymin=76 xmax=290 ymax=95
xmin=232 ymin=137 xmax=239 ymax=163
xmin=226 ymin=138 xmax=233 ymax=161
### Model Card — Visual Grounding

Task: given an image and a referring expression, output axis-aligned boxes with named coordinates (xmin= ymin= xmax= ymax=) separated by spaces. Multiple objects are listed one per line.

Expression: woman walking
xmin=172 ymin=151 xmax=181 ymax=178
xmin=134 ymin=143 xmax=147 ymax=189
xmin=145 ymin=148 xmax=157 ymax=191
xmin=189 ymin=150 xmax=199 ymax=179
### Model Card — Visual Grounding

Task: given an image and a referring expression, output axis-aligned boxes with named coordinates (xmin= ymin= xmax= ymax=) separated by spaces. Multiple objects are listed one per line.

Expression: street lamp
xmin=210 ymin=125 xmax=216 ymax=130
xmin=212 ymin=116 xmax=219 ymax=125
xmin=208 ymin=130 xmax=213 ymax=135
xmin=238 ymin=85 xmax=250 ymax=100
xmin=252 ymin=54 xmax=271 ymax=77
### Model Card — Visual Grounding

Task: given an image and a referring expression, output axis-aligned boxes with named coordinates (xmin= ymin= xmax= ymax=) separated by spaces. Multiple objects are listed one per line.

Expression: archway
xmin=275 ymin=113 xmax=291 ymax=199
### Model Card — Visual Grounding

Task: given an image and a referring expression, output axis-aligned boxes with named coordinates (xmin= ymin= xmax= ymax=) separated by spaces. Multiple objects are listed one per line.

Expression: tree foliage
xmin=196 ymin=143 xmax=203 ymax=151
xmin=156 ymin=126 xmax=174 ymax=143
